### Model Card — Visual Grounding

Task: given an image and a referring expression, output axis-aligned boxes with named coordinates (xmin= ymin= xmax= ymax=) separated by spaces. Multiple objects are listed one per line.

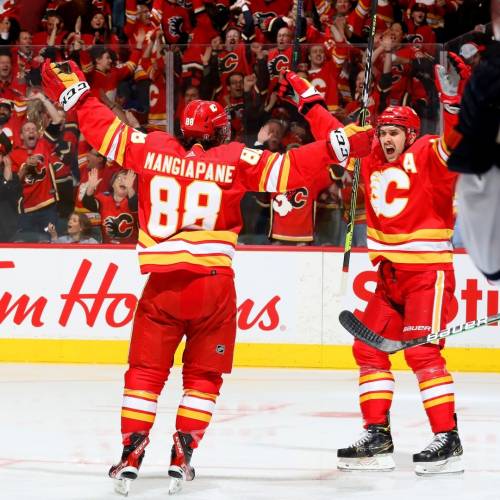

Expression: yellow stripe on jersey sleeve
xmin=367 ymin=227 xmax=454 ymax=243
xmin=116 ymin=124 xmax=130 ymax=165
xmin=258 ymin=153 xmax=278 ymax=192
xmin=278 ymin=152 xmax=291 ymax=192
xmin=98 ymin=117 xmax=121 ymax=157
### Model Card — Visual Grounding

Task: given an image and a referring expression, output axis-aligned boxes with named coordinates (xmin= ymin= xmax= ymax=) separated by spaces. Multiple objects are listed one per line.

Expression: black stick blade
xmin=338 ymin=310 xmax=402 ymax=353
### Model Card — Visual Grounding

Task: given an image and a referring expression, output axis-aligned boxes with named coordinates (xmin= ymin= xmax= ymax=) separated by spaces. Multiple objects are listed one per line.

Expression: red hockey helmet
xmin=181 ymin=100 xmax=231 ymax=144
xmin=377 ymin=106 xmax=420 ymax=135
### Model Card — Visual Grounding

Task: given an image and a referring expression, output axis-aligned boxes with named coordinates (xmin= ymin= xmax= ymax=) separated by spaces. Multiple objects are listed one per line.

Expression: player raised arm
xmin=40 ymin=60 xmax=169 ymax=173
xmin=236 ymin=70 xmax=374 ymax=192
xmin=278 ymin=70 xmax=374 ymax=150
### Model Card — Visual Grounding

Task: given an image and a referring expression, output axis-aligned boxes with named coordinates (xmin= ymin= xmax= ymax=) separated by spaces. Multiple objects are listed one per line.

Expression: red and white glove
xmin=329 ymin=123 xmax=374 ymax=166
xmin=434 ymin=52 xmax=470 ymax=114
xmin=278 ymin=70 xmax=325 ymax=114
xmin=41 ymin=59 xmax=90 ymax=111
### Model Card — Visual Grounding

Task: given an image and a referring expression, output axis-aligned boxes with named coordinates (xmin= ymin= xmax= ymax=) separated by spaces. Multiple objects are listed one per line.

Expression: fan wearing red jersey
xmin=41 ymin=60 xmax=373 ymax=495
xmin=291 ymin=61 xmax=466 ymax=475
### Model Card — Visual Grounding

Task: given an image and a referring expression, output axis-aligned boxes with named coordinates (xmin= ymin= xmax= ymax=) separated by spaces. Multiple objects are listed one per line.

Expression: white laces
xmin=422 ymin=433 xmax=449 ymax=453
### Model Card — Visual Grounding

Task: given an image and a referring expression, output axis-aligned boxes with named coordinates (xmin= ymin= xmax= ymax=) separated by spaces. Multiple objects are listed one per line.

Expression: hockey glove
xmin=434 ymin=52 xmax=470 ymax=114
xmin=42 ymin=59 xmax=90 ymax=111
xmin=329 ymin=123 xmax=374 ymax=167
xmin=278 ymin=70 xmax=325 ymax=114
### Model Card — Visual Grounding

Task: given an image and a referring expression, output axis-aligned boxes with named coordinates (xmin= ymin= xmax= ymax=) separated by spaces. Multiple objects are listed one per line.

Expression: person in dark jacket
xmin=0 ymin=130 xmax=20 ymax=242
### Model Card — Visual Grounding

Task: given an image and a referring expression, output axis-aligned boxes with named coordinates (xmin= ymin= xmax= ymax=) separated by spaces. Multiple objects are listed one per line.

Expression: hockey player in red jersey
xmin=41 ymin=60 xmax=374 ymax=495
xmin=280 ymin=60 xmax=466 ymax=475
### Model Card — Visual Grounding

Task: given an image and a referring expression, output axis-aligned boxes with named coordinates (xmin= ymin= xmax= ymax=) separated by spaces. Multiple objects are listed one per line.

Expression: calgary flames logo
xmin=272 ymin=188 xmax=308 ymax=216
xmin=167 ymin=16 xmax=184 ymax=37
xmin=219 ymin=52 xmax=239 ymax=74
xmin=103 ymin=213 xmax=135 ymax=239
xmin=267 ymin=54 xmax=289 ymax=78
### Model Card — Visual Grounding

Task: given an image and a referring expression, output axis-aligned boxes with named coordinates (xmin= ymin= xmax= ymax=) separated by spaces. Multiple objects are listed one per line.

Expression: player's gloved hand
xmin=434 ymin=52 xmax=470 ymax=114
xmin=278 ymin=70 xmax=325 ymax=114
xmin=345 ymin=123 xmax=375 ymax=158
xmin=328 ymin=123 xmax=374 ymax=167
xmin=41 ymin=59 xmax=90 ymax=111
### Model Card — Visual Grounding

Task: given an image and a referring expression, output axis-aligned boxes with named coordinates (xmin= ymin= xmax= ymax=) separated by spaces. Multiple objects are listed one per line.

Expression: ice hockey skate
xmin=337 ymin=423 xmax=395 ymax=471
xmin=108 ymin=433 xmax=149 ymax=496
xmin=168 ymin=431 xmax=196 ymax=495
xmin=413 ymin=429 xmax=464 ymax=475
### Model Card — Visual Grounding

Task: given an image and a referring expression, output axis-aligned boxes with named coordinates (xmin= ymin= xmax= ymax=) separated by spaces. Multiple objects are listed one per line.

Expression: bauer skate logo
xmin=215 ymin=344 xmax=225 ymax=354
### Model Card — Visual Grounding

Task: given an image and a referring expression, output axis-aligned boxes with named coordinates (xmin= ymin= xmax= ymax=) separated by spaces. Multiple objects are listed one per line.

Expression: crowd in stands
xmin=0 ymin=0 xmax=493 ymax=246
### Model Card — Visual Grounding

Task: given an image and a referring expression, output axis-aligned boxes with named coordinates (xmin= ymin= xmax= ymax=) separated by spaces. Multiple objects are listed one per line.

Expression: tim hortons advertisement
xmin=0 ymin=247 xmax=498 ymax=347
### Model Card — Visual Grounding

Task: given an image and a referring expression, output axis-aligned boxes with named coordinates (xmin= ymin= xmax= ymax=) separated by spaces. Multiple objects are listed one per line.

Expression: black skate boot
xmin=168 ymin=431 xmax=196 ymax=495
xmin=337 ymin=423 xmax=395 ymax=471
xmin=109 ymin=432 xmax=150 ymax=496
xmin=413 ymin=429 xmax=464 ymax=475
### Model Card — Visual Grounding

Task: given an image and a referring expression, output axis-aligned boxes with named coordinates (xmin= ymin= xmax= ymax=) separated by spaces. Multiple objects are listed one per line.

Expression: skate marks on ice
xmin=1 ymin=366 xmax=500 ymax=499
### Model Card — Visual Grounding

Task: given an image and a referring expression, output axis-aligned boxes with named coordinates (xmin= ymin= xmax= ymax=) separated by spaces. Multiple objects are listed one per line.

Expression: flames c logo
xmin=103 ymin=213 xmax=135 ymax=238
xmin=168 ymin=16 xmax=184 ymax=37
xmin=219 ymin=52 xmax=239 ymax=74
xmin=267 ymin=54 xmax=289 ymax=78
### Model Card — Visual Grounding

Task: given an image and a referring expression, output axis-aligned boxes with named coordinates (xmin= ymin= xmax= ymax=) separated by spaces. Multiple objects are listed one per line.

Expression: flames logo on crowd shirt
xmin=23 ymin=165 xmax=47 ymax=186
xmin=167 ymin=16 xmax=184 ymax=38
xmin=267 ymin=54 xmax=289 ymax=78
xmin=272 ymin=188 xmax=308 ymax=216
xmin=219 ymin=53 xmax=239 ymax=74
xmin=103 ymin=213 xmax=135 ymax=239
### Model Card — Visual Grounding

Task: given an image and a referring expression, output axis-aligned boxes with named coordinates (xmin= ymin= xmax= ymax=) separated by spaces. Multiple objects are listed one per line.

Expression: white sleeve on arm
xmin=457 ymin=167 xmax=500 ymax=286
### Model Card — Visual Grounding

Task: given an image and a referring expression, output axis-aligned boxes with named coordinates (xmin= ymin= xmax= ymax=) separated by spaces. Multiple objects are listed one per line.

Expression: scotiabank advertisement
xmin=0 ymin=247 xmax=498 ymax=348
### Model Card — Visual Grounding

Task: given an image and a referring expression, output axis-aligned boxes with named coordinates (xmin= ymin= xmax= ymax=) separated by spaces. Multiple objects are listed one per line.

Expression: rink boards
xmin=0 ymin=245 xmax=499 ymax=371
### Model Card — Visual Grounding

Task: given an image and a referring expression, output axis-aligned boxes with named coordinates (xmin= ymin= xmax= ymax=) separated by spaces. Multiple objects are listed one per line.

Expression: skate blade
xmin=114 ymin=478 xmax=132 ymax=496
xmin=415 ymin=455 xmax=464 ymax=476
xmin=168 ymin=477 xmax=183 ymax=495
xmin=337 ymin=454 xmax=395 ymax=471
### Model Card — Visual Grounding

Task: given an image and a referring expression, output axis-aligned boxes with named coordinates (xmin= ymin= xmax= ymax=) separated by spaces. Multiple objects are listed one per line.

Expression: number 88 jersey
xmin=76 ymin=96 xmax=342 ymax=275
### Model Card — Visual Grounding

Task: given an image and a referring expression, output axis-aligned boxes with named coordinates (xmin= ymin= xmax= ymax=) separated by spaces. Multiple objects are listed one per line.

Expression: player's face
xmin=378 ymin=125 xmax=406 ymax=162
xmin=67 ymin=214 xmax=81 ymax=234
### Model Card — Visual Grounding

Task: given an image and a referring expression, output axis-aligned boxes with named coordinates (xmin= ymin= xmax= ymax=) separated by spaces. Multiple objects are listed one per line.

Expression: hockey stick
xmin=291 ymin=0 xmax=304 ymax=71
xmin=338 ymin=0 xmax=378 ymax=295
xmin=338 ymin=309 xmax=500 ymax=353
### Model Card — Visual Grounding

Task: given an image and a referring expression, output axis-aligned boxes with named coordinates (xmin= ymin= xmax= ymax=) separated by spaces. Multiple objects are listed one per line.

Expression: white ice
xmin=1 ymin=364 xmax=499 ymax=500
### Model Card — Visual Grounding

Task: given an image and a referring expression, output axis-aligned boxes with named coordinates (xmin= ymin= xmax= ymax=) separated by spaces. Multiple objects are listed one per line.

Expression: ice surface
xmin=1 ymin=364 xmax=499 ymax=500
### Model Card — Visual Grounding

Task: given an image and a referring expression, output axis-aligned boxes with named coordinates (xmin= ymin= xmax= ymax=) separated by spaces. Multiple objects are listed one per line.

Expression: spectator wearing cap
xmin=459 ymin=42 xmax=483 ymax=68
xmin=0 ymin=130 xmax=19 ymax=242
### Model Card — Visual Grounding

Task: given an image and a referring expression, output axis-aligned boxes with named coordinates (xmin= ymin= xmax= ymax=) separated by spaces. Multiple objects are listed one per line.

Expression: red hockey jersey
xmin=307 ymin=104 xmax=458 ymax=270
xmin=76 ymin=96 xmax=346 ymax=275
